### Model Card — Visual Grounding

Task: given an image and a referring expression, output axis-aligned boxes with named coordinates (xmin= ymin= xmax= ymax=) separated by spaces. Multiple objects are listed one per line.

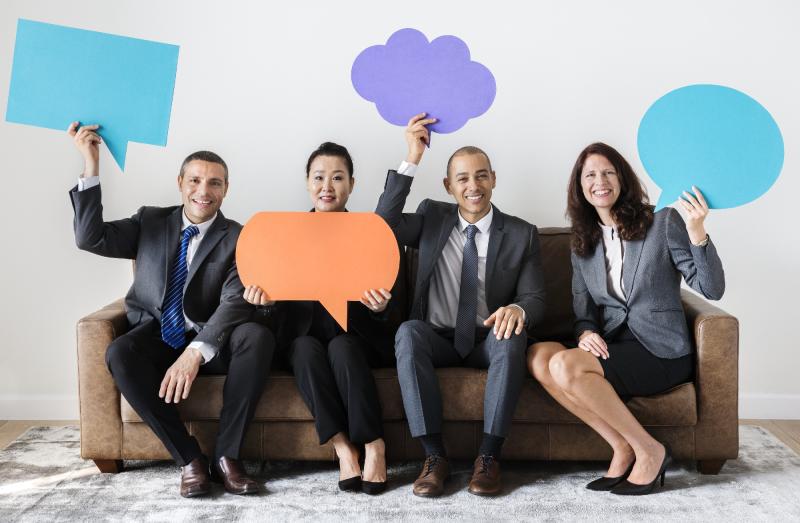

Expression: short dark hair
xmin=446 ymin=146 xmax=493 ymax=176
xmin=567 ymin=142 xmax=653 ymax=257
xmin=305 ymin=142 xmax=354 ymax=178
xmin=179 ymin=151 xmax=228 ymax=182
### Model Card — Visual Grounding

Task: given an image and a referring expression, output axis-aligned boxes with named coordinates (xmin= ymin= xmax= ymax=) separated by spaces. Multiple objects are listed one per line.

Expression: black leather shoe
xmin=586 ymin=461 xmax=635 ymax=491
xmin=611 ymin=445 xmax=672 ymax=496
xmin=361 ymin=479 xmax=387 ymax=495
xmin=338 ymin=476 xmax=362 ymax=492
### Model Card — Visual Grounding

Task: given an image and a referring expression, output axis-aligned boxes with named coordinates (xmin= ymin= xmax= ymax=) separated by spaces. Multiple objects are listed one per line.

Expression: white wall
xmin=0 ymin=0 xmax=797 ymax=419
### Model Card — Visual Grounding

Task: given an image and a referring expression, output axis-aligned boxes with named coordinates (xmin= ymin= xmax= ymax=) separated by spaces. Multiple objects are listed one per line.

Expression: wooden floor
xmin=1 ymin=419 xmax=799 ymax=455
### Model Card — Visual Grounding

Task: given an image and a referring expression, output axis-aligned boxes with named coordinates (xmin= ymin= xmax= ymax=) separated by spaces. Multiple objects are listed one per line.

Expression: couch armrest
xmin=681 ymin=290 xmax=739 ymax=460
xmin=76 ymin=299 xmax=128 ymax=460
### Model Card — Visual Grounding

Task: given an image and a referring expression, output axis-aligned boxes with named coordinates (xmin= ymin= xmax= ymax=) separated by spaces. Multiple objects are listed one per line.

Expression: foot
xmin=467 ymin=455 xmax=501 ymax=496
xmin=606 ymin=443 xmax=636 ymax=478
xmin=363 ymin=439 xmax=387 ymax=484
xmin=213 ymin=456 xmax=260 ymax=495
xmin=180 ymin=456 xmax=211 ymax=498
xmin=413 ymin=455 xmax=449 ymax=497
xmin=333 ymin=436 xmax=361 ymax=482
xmin=628 ymin=442 xmax=666 ymax=485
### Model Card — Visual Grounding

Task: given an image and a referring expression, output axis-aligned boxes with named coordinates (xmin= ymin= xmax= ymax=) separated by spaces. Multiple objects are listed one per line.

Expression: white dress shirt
xmin=599 ymin=222 xmax=626 ymax=302
xmin=78 ymin=176 xmax=219 ymax=363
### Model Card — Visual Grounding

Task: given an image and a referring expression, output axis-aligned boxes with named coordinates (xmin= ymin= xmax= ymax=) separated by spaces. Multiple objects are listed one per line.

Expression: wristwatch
xmin=692 ymin=234 xmax=710 ymax=247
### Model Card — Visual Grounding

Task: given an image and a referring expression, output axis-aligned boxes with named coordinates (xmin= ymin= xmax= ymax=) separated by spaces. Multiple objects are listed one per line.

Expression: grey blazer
xmin=375 ymin=171 xmax=546 ymax=334
xmin=70 ymin=184 xmax=253 ymax=355
xmin=571 ymin=207 xmax=725 ymax=359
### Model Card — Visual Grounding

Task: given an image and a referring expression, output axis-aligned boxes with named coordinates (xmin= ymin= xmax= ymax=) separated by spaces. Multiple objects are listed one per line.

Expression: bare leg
xmin=528 ymin=342 xmax=634 ymax=477
xmin=363 ymin=438 xmax=387 ymax=483
xmin=330 ymin=432 xmax=361 ymax=480
xmin=549 ymin=349 xmax=666 ymax=485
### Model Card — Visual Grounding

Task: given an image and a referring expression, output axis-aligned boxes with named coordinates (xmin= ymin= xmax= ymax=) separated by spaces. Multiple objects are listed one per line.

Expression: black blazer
xmin=70 ymin=183 xmax=253 ymax=353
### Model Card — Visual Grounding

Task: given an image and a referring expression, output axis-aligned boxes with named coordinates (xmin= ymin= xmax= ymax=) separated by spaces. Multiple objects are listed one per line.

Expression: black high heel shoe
xmin=361 ymin=479 xmax=387 ymax=495
xmin=586 ymin=461 xmax=635 ymax=491
xmin=338 ymin=476 xmax=362 ymax=492
xmin=611 ymin=444 xmax=672 ymax=496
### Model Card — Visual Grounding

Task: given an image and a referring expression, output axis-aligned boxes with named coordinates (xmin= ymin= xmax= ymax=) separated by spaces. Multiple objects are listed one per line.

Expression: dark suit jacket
xmin=375 ymin=171 xmax=546 ymax=335
xmin=70 ymin=184 xmax=253 ymax=354
xmin=571 ymin=207 xmax=725 ymax=358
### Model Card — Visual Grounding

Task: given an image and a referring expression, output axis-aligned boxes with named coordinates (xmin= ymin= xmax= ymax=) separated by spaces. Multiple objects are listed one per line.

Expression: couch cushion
xmin=121 ymin=368 xmax=696 ymax=426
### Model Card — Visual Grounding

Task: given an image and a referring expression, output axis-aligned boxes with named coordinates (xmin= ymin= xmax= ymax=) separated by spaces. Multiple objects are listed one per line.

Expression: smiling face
xmin=177 ymin=160 xmax=228 ymax=223
xmin=306 ymin=155 xmax=354 ymax=212
xmin=580 ymin=154 xmax=621 ymax=215
xmin=444 ymin=152 xmax=496 ymax=223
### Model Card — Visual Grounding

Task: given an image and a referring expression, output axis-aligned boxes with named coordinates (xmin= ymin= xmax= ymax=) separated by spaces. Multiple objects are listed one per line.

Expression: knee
xmin=290 ymin=336 xmax=326 ymax=367
xmin=394 ymin=320 xmax=429 ymax=358
xmin=230 ymin=322 xmax=275 ymax=359
xmin=488 ymin=332 xmax=527 ymax=361
xmin=548 ymin=351 xmax=586 ymax=392
xmin=105 ymin=337 xmax=134 ymax=375
xmin=527 ymin=342 xmax=563 ymax=384
xmin=327 ymin=335 xmax=365 ymax=368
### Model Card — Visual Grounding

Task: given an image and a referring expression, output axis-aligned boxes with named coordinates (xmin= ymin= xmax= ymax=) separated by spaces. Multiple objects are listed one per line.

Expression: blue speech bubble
xmin=5 ymin=19 xmax=179 ymax=171
xmin=637 ymin=84 xmax=784 ymax=210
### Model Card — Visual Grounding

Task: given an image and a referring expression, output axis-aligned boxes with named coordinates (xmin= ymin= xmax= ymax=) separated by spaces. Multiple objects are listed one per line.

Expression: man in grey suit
xmin=375 ymin=114 xmax=546 ymax=497
xmin=67 ymin=123 xmax=275 ymax=498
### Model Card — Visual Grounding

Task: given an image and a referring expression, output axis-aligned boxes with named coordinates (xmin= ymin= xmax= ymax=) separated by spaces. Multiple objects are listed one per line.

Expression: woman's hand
xmin=361 ymin=288 xmax=391 ymax=313
xmin=243 ymin=285 xmax=275 ymax=306
xmin=578 ymin=330 xmax=609 ymax=360
xmin=679 ymin=186 xmax=710 ymax=245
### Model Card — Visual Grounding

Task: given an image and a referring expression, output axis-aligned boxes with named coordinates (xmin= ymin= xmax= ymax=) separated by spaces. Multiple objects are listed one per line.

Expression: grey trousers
xmin=394 ymin=319 xmax=528 ymax=438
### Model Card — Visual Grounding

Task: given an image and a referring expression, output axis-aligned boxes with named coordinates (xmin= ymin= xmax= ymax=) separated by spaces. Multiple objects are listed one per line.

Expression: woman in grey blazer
xmin=527 ymin=142 xmax=725 ymax=495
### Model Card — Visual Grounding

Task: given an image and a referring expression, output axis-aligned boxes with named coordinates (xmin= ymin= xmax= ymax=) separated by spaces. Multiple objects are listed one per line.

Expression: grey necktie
xmin=454 ymin=224 xmax=479 ymax=357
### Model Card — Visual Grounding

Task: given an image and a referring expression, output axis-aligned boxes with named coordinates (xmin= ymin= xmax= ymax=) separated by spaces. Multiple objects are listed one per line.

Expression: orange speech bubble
xmin=236 ymin=212 xmax=400 ymax=330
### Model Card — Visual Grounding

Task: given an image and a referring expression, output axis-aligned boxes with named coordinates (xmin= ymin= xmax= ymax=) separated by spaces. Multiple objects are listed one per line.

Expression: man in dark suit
xmin=375 ymin=114 xmax=546 ymax=497
xmin=67 ymin=122 xmax=275 ymax=498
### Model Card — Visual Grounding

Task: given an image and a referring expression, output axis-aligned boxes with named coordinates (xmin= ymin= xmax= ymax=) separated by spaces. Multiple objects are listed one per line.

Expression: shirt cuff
xmin=187 ymin=341 xmax=218 ymax=365
xmin=397 ymin=161 xmax=418 ymax=177
xmin=508 ymin=303 xmax=526 ymax=322
xmin=77 ymin=176 xmax=100 ymax=191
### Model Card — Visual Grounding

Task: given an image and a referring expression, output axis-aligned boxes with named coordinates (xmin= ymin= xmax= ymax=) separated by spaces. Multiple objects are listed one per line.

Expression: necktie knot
xmin=182 ymin=225 xmax=200 ymax=242
xmin=464 ymin=224 xmax=478 ymax=241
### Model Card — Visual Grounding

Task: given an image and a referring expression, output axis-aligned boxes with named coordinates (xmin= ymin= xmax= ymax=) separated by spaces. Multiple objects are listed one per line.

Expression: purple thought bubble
xmin=351 ymin=28 xmax=496 ymax=134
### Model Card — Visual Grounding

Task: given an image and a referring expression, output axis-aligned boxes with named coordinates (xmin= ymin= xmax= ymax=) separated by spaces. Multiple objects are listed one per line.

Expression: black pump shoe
xmin=611 ymin=444 xmax=672 ymax=496
xmin=361 ymin=479 xmax=387 ymax=495
xmin=586 ymin=461 xmax=635 ymax=491
xmin=338 ymin=476 xmax=362 ymax=492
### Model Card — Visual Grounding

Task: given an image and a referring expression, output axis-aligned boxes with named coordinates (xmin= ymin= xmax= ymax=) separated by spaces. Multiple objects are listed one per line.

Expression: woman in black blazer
xmin=527 ymin=143 xmax=725 ymax=495
xmin=244 ymin=142 xmax=403 ymax=495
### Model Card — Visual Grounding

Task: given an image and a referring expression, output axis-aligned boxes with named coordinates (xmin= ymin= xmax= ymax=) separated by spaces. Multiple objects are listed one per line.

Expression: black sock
xmin=419 ymin=434 xmax=446 ymax=458
xmin=478 ymin=433 xmax=504 ymax=459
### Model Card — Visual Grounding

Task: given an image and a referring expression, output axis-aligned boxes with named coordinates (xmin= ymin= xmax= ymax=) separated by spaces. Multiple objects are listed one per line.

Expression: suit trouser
xmin=105 ymin=320 xmax=274 ymax=466
xmin=287 ymin=333 xmax=390 ymax=445
xmin=395 ymin=319 xmax=527 ymax=438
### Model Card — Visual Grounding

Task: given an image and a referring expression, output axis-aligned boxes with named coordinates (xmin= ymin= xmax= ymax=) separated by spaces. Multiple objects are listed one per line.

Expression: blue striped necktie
xmin=454 ymin=224 xmax=479 ymax=357
xmin=161 ymin=225 xmax=200 ymax=348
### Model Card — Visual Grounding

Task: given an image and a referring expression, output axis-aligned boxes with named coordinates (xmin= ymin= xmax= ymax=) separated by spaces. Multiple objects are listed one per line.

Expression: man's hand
xmin=360 ymin=288 xmax=392 ymax=313
xmin=405 ymin=113 xmax=437 ymax=165
xmin=67 ymin=122 xmax=101 ymax=178
xmin=483 ymin=305 xmax=525 ymax=340
xmin=577 ymin=330 xmax=609 ymax=360
xmin=159 ymin=348 xmax=203 ymax=403
xmin=243 ymin=285 xmax=276 ymax=306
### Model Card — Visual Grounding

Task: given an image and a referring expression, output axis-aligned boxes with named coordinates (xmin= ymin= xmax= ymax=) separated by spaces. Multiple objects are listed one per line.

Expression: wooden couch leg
xmin=697 ymin=459 xmax=726 ymax=474
xmin=94 ymin=459 xmax=123 ymax=473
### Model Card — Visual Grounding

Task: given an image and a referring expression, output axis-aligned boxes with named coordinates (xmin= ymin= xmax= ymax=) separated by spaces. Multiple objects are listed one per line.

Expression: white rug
xmin=0 ymin=425 xmax=798 ymax=522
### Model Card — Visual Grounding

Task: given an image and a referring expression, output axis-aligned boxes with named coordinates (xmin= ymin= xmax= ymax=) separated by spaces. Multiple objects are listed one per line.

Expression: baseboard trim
xmin=740 ymin=393 xmax=800 ymax=420
xmin=0 ymin=395 xmax=79 ymax=420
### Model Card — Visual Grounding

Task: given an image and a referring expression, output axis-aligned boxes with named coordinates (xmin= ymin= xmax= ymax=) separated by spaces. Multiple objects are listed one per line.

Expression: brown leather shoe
xmin=413 ymin=455 xmax=449 ymax=497
xmin=468 ymin=455 xmax=501 ymax=496
xmin=180 ymin=456 xmax=211 ymax=498
xmin=213 ymin=456 xmax=260 ymax=495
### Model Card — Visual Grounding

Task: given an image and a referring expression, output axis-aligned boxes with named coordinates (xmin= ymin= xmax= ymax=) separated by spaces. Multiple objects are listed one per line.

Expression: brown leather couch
xmin=76 ymin=227 xmax=739 ymax=474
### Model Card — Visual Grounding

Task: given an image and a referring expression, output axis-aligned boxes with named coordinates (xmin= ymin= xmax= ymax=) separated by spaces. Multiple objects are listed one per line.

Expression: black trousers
xmin=287 ymin=333 xmax=392 ymax=445
xmin=105 ymin=320 xmax=275 ymax=466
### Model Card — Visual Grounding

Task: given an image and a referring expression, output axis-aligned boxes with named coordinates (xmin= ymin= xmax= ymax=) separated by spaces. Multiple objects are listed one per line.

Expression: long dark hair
xmin=567 ymin=143 xmax=653 ymax=257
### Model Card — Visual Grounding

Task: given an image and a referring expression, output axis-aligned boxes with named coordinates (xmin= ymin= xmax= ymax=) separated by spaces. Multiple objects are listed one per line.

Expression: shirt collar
xmin=458 ymin=205 xmax=493 ymax=235
xmin=181 ymin=210 xmax=217 ymax=236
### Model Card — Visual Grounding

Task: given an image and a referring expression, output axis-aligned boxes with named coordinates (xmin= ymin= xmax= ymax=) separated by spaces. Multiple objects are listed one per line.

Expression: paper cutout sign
xmin=351 ymin=28 xmax=496 ymax=134
xmin=236 ymin=212 xmax=400 ymax=330
xmin=638 ymin=84 xmax=784 ymax=210
xmin=5 ymin=19 xmax=179 ymax=171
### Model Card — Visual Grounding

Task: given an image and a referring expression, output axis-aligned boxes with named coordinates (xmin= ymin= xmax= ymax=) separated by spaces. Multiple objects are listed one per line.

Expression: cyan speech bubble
xmin=5 ymin=19 xmax=179 ymax=171
xmin=637 ymin=84 xmax=784 ymax=210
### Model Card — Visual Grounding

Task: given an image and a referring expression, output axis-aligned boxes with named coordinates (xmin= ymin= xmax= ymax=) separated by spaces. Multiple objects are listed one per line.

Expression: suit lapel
xmin=485 ymin=207 xmax=505 ymax=308
xmin=160 ymin=207 xmax=183 ymax=302
xmin=186 ymin=212 xmax=229 ymax=287
xmin=423 ymin=206 xmax=458 ymax=282
xmin=590 ymin=240 xmax=609 ymax=299
xmin=622 ymin=237 xmax=644 ymax=301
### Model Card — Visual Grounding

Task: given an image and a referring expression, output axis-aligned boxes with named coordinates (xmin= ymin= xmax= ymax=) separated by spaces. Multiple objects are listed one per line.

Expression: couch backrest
xmin=404 ymin=226 xmax=576 ymax=342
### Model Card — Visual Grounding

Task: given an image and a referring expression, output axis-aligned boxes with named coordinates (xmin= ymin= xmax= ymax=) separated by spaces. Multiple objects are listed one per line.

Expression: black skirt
xmin=594 ymin=325 xmax=693 ymax=400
